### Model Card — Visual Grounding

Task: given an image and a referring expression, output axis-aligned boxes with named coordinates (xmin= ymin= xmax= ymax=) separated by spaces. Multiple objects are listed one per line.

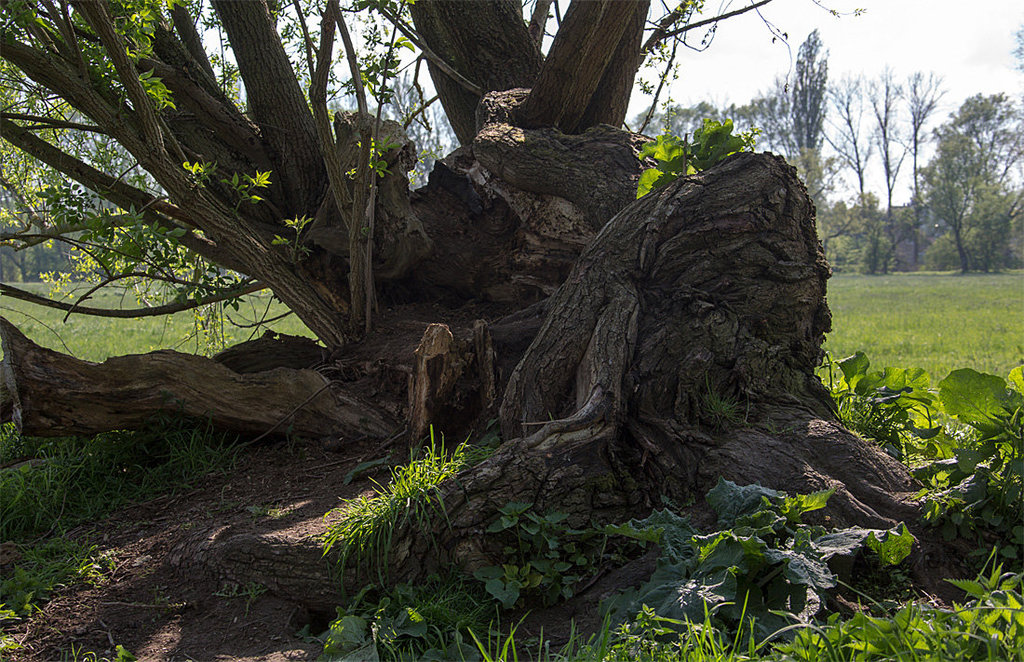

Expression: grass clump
xmin=0 ymin=417 xmax=239 ymax=541
xmin=0 ymin=417 xmax=238 ymax=619
xmin=322 ymin=431 xmax=490 ymax=579
xmin=0 ymin=538 xmax=114 ymax=618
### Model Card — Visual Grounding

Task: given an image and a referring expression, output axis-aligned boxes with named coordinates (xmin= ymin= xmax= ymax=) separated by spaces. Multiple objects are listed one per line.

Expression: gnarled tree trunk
xmin=384 ymin=151 xmax=920 ymax=584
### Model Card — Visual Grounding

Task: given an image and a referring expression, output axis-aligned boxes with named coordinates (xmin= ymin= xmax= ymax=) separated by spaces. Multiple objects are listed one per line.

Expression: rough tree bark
xmin=0 ymin=0 xmax=936 ymax=618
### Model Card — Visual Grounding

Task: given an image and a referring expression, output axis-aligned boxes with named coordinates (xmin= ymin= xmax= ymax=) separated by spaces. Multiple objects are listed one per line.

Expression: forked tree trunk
xmin=384 ymin=152 xmax=920 ymax=584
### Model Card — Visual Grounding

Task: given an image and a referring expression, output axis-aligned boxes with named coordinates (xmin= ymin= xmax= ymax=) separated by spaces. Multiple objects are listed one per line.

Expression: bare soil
xmin=4 ymin=429 xmax=655 ymax=661
xmin=6 ymin=436 xmax=386 ymax=661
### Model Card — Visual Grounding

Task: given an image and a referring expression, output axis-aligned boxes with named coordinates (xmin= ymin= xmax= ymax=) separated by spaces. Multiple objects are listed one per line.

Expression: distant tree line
xmin=640 ymin=29 xmax=1024 ymax=274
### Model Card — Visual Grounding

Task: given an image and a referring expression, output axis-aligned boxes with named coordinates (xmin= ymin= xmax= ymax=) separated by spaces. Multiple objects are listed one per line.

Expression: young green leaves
xmin=636 ymin=119 xmax=760 ymax=198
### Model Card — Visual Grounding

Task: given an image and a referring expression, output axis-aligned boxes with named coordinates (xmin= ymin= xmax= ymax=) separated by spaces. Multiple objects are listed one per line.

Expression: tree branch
xmin=520 ymin=0 xmax=643 ymax=133
xmin=0 ymin=117 xmax=247 ymax=270
xmin=334 ymin=4 xmax=368 ymax=116
xmin=374 ymin=5 xmax=483 ymax=97
xmin=643 ymin=0 xmax=776 ymax=54
xmin=73 ymin=1 xmax=166 ymax=151
xmin=170 ymin=2 xmax=218 ymax=82
xmin=0 ymin=281 xmax=264 ymax=320
xmin=1 ymin=111 xmax=107 ymax=134
xmin=528 ymin=0 xmax=553 ymax=47
xmin=211 ymin=0 xmax=325 ymax=215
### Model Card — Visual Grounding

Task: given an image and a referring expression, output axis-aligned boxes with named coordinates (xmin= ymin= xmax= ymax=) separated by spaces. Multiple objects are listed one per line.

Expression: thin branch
xmin=309 ymin=0 xmax=352 ymax=211
xmin=362 ymin=20 xmax=403 ymax=335
xmin=0 ymin=281 xmax=264 ymax=320
xmin=0 ymin=111 xmax=107 ymax=134
xmin=403 ymin=95 xmax=439 ymax=131
xmin=529 ymin=0 xmax=553 ymax=47
xmin=73 ymin=1 xmax=166 ymax=150
xmin=373 ymin=6 xmax=483 ymax=96
xmin=0 ymin=118 xmax=242 ymax=269
xmin=643 ymin=0 xmax=775 ymax=54
xmin=290 ymin=0 xmax=316 ymax=78
xmin=334 ymin=5 xmax=368 ymax=116
xmin=62 ymin=271 xmax=191 ymax=321
xmin=1 ymin=117 xmax=190 ymax=227
xmin=638 ymin=36 xmax=678 ymax=134
xmin=170 ymin=2 xmax=217 ymax=82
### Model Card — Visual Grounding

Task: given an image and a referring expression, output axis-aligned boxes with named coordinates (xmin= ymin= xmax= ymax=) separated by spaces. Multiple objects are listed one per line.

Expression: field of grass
xmin=0 ymin=282 xmax=311 ymax=362
xmin=823 ymin=271 xmax=1023 ymax=379
xmin=2 ymin=274 xmax=1022 ymax=379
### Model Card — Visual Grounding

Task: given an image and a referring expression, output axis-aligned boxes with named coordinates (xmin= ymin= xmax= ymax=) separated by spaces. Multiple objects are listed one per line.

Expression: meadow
xmin=822 ymin=271 xmax=1023 ymax=379
xmin=2 ymin=273 xmax=1021 ymax=379
xmin=0 ymin=282 xmax=311 ymax=362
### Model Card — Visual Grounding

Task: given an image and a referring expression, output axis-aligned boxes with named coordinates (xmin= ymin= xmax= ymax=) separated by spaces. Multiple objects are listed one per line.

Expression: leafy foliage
xmin=474 ymin=503 xmax=601 ymax=609
xmin=636 ymin=119 xmax=760 ymax=198
xmin=603 ymin=479 xmax=913 ymax=639
xmin=776 ymin=564 xmax=1024 ymax=662
xmin=821 ymin=352 xmax=1023 ymax=563
xmin=317 ymin=575 xmax=489 ymax=662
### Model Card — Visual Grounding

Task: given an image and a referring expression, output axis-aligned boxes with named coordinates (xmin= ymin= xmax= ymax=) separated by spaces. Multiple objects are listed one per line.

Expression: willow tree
xmin=1 ymin=0 xmax=919 ymax=593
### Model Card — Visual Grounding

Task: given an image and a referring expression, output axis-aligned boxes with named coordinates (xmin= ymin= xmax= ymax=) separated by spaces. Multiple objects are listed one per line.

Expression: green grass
xmin=0 ymin=417 xmax=238 ymax=622
xmin=322 ymin=433 xmax=491 ymax=580
xmin=0 ymin=282 xmax=313 ymax=361
xmin=824 ymin=271 xmax=1024 ymax=379
xmin=4 ymin=274 xmax=1021 ymax=378
xmin=0 ymin=418 xmax=238 ymax=542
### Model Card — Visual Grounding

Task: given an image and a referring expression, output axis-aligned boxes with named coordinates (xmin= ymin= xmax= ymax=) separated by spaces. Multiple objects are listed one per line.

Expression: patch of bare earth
xmin=6 ymin=436 xmax=389 ymax=661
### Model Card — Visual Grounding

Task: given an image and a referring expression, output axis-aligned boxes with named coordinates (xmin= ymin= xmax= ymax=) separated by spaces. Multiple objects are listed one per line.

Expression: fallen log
xmin=0 ymin=317 xmax=395 ymax=439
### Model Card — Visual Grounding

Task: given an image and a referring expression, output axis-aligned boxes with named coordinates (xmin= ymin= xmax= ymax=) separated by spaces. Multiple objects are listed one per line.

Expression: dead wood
xmin=0 ymin=316 xmax=395 ymax=440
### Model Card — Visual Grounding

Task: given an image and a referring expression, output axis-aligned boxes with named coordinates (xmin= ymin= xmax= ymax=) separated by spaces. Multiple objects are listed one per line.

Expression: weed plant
xmin=0 ymin=538 xmax=113 ymax=618
xmin=322 ymin=431 xmax=490 ymax=581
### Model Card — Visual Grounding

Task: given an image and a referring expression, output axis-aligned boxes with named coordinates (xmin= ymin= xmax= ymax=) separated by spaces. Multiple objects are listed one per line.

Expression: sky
xmin=652 ymin=0 xmax=1023 ymax=115
xmin=630 ymin=0 xmax=1024 ymax=201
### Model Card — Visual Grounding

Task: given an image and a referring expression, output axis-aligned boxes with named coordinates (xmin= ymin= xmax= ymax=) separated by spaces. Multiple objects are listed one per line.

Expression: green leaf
xmin=342 ymin=457 xmax=389 ymax=485
xmin=811 ymin=528 xmax=874 ymax=559
xmin=472 ymin=566 xmax=504 ymax=581
xmin=778 ymin=488 xmax=834 ymax=523
xmin=639 ymin=134 xmax=686 ymax=164
xmin=619 ymin=508 xmax=698 ymax=563
xmin=636 ymin=168 xmax=674 ymax=198
xmin=1008 ymin=366 xmax=1024 ymax=395
xmin=939 ymin=369 xmax=1014 ymax=430
xmin=838 ymin=352 xmax=870 ymax=390
xmin=483 ymin=578 xmax=519 ymax=609
xmin=865 ymin=524 xmax=914 ymax=566
xmin=706 ymin=478 xmax=781 ymax=526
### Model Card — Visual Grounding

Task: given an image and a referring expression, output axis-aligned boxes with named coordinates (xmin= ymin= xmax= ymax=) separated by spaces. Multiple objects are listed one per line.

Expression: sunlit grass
xmin=0 ymin=282 xmax=313 ymax=361
xmin=824 ymin=271 xmax=1024 ymax=379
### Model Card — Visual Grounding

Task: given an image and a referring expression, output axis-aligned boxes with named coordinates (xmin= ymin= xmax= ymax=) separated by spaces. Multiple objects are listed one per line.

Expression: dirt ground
xmin=4 ymin=429 xmax=657 ymax=662
xmin=5 ymin=436 xmax=390 ymax=661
